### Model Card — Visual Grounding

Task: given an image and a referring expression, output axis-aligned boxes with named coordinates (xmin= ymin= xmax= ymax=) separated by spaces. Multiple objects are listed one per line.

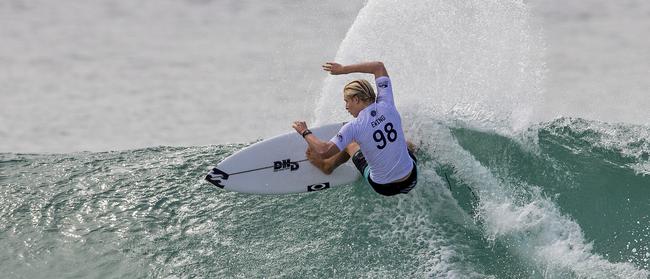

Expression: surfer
xmin=292 ymin=61 xmax=417 ymax=196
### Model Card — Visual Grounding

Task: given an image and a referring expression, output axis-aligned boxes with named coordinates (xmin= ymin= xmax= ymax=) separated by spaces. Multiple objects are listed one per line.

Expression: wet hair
xmin=343 ymin=79 xmax=376 ymax=103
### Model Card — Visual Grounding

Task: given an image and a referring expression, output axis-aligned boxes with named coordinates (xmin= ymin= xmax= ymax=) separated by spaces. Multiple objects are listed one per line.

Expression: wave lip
xmin=538 ymin=117 xmax=650 ymax=176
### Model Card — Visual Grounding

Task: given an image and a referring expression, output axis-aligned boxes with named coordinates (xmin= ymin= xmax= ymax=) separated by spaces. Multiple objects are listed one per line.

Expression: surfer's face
xmin=344 ymin=95 xmax=364 ymax=118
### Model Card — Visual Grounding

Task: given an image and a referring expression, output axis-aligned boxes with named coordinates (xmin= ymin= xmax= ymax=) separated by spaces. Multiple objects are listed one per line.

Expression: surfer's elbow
xmin=322 ymin=165 xmax=334 ymax=175
xmin=310 ymin=156 xmax=334 ymax=175
xmin=319 ymin=158 xmax=337 ymax=175
xmin=372 ymin=61 xmax=388 ymax=78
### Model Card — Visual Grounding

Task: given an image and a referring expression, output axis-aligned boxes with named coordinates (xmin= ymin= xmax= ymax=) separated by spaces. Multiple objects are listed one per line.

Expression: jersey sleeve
xmin=330 ymin=122 xmax=355 ymax=152
xmin=375 ymin=76 xmax=394 ymax=105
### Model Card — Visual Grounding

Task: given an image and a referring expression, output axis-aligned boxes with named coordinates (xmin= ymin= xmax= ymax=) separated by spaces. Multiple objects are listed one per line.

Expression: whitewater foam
xmin=314 ymin=0 xmax=545 ymax=135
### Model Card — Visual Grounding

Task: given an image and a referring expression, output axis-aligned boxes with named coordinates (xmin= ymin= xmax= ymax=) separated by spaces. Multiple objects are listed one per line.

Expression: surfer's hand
xmin=322 ymin=62 xmax=345 ymax=75
xmin=306 ymin=147 xmax=324 ymax=165
xmin=306 ymin=148 xmax=316 ymax=160
xmin=292 ymin=121 xmax=308 ymax=135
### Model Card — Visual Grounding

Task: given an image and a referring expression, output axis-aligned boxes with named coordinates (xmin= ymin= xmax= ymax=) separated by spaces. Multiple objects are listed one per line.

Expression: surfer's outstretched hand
xmin=322 ymin=62 xmax=345 ymax=75
xmin=292 ymin=121 xmax=308 ymax=135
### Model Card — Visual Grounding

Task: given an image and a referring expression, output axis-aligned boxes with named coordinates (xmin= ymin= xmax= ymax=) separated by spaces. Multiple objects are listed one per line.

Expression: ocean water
xmin=0 ymin=0 xmax=364 ymax=153
xmin=2 ymin=0 xmax=649 ymax=278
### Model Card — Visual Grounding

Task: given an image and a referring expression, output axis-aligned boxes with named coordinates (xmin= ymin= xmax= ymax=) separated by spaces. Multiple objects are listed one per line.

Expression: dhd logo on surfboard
xmin=273 ymin=159 xmax=299 ymax=172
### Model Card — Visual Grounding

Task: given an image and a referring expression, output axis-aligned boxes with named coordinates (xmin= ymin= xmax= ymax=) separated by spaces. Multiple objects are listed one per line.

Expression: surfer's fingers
xmin=292 ymin=121 xmax=307 ymax=132
xmin=323 ymin=61 xmax=339 ymax=68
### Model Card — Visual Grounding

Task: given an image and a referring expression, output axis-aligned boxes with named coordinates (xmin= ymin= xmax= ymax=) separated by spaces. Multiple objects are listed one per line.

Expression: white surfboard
xmin=205 ymin=123 xmax=360 ymax=194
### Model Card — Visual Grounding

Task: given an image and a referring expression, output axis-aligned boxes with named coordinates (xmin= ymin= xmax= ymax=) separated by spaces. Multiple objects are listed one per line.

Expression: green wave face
xmin=1 ymin=118 xmax=649 ymax=278
xmin=448 ymin=118 xmax=650 ymax=272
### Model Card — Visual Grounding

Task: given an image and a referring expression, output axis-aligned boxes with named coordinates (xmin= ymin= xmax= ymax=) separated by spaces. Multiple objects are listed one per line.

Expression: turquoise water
xmin=2 ymin=118 xmax=648 ymax=278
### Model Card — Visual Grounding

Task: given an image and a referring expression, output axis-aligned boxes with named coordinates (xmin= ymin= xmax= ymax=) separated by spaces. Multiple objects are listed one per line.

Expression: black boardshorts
xmin=351 ymin=150 xmax=418 ymax=196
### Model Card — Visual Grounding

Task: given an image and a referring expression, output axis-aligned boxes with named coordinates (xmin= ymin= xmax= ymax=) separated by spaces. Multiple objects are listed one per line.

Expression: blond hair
xmin=343 ymin=79 xmax=376 ymax=103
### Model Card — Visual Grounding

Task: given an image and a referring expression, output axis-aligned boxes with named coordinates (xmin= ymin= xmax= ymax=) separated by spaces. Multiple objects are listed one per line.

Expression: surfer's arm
xmin=304 ymin=135 xmax=340 ymax=158
xmin=322 ymin=61 xmax=388 ymax=79
xmin=306 ymin=147 xmax=350 ymax=175
xmin=292 ymin=121 xmax=341 ymax=158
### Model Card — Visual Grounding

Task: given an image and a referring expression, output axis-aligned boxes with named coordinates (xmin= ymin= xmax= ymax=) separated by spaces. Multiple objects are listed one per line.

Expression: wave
xmin=1 ymin=118 xmax=648 ymax=278
xmin=433 ymin=117 xmax=650 ymax=278
xmin=310 ymin=0 xmax=648 ymax=275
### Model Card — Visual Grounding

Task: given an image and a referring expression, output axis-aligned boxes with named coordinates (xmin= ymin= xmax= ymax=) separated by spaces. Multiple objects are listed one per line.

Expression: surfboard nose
xmin=205 ymin=168 xmax=229 ymax=188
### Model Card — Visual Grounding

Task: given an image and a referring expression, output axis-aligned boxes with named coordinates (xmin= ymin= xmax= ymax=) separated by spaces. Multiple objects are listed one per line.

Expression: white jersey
xmin=330 ymin=76 xmax=413 ymax=184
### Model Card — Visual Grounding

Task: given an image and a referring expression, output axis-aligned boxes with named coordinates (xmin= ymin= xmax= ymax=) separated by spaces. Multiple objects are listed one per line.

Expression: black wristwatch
xmin=301 ymin=129 xmax=312 ymax=138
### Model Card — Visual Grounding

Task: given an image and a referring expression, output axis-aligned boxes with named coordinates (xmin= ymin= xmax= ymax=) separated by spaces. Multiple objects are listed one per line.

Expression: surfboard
xmin=205 ymin=122 xmax=360 ymax=194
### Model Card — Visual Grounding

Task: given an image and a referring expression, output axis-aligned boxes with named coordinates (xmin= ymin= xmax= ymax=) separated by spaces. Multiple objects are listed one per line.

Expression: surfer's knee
xmin=344 ymin=142 xmax=360 ymax=157
xmin=406 ymin=140 xmax=417 ymax=153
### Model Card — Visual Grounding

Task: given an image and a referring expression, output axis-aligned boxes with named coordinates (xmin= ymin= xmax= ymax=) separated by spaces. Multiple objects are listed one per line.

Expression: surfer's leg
xmin=349 ymin=142 xmax=373 ymax=186
xmin=344 ymin=142 xmax=360 ymax=157
xmin=407 ymin=140 xmax=417 ymax=153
